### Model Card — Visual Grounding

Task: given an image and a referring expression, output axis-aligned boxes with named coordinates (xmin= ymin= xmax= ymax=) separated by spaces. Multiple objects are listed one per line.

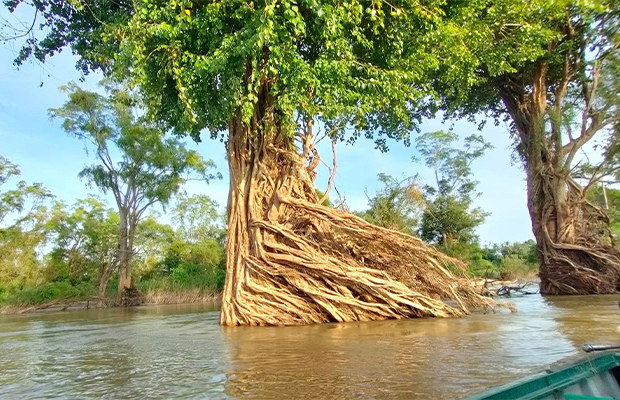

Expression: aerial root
xmin=220 ymin=134 xmax=494 ymax=326
xmin=222 ymin=196 xmax=494 ymax=326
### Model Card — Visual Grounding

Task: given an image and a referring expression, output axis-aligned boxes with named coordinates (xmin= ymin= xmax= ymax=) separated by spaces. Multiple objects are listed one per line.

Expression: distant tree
xmin=49 ymin=84 xmax=219 ymax=304
xmin=497 ymin=240 xmax=538 ymax=265
xmin=357 ymin=174 xmax=422 ymax=235
xmin=587 ymin=185 xmax=620 ymax=240
xmin=172 ymin=194 xmax=225 ymax=244
xmin=46 ymin=198 xmax=119 ymax=303
xmin=130 ymin=216 xmax=176 ymax=280
xmin=415 ymin=131 xmax=491 ymax=250
xmin=0 ymin=155 xmax=52 ymax=290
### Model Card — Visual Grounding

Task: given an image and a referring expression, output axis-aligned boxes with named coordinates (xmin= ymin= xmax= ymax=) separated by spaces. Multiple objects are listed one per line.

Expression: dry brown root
xmin=220 ymin=120 xmax=494 ymax=325
xmin=535 ymin=176 xmax=620 ymax=295
xmin=539 ymin=240 xmax=620 ymax=295
xmin=221 ymin=197 xmax=493 ymax=326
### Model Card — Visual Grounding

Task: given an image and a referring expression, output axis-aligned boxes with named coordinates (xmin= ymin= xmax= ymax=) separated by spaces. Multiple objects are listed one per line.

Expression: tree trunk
xmin=117 ymin=213 xmax=132 ymax=294
xmin=525 ymin=150 xmax=620 ymax=294
xmin=98 ymin=263 xmax=114 ymax=307
xmin=117 ymin=212 xmax=141 ymax=306
xmin=500 ymin=66 xmax=620 ymax=295
xmin=219 ymin=83 xmax=492 ymax=326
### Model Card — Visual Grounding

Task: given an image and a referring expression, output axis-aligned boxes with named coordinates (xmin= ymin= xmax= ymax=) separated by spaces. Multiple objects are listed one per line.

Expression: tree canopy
xmin=4 ymin=0 xmax=452 ymax=147
xmin=49 ymin=84 xmax=219 ymax=301
xmin=416 ymin=131 xmax=491 ymax=247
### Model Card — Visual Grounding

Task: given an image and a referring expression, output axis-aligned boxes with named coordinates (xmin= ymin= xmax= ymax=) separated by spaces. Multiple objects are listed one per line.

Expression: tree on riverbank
xmin=50 ymin=84 xmax=218 ymax=304
xmin=46 ymin=198 xmax=119 ymax=300
xmin=430 ymin=0 xmax=620 ymax=294
xmin=4 ymin=0 xmax=497 ymax=324
xmin=0 ymin=191 xmax=226 ymax=308
xmin=356 ymin=174 xmax=422 ymax=235
xmin=416 ymin=131 xmax=491 ymax=250
xmin=0 ymin=155 xmax=53 ymax=291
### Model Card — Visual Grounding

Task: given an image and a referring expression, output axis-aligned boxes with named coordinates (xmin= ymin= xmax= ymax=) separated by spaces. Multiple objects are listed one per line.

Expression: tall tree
xmin=4 ymin=1 xmax=493 ymax=325
xmin=431 ymin=0 xmax=620 ymax=294
xmin=357 ymin=174 xmax=422 ymax=235
xmin=120 ymin=0 xmax=495 ymax=325
xmin=47 ymin=197 xmax=119 ymax=303
xmin=0 ymin=155 xmax=52 ymax=288
xmin=172 ymin=194 xmax=225 ymax=244
xmin=415 ymin=131 xmax=491 ymax=249
xmin=49 ymin=84 xmax=217 ymax=304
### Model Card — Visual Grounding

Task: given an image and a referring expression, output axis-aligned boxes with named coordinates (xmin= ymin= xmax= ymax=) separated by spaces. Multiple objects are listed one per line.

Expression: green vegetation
xmin=356 ymin=174 xmax=422 ymax=235
xmin=0 ymin=155 xmax=225 ymax=309
xmin=50 ymin=84 xmax=219 ymax=302
xmin=416 ymin=131 xmax=491 ymax=250
xmin=2 ymin=0 xmax=620 ymax=322
xmin=427 ymin=1 xmax=620 ymax=294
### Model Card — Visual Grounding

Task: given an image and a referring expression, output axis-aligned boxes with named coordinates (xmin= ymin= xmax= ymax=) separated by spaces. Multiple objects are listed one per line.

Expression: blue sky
xmin=0 ymin=43 xmax=533 ymax=245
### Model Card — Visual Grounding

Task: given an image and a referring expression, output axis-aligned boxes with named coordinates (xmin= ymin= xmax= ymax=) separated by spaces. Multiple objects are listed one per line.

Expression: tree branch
xmin=319 ymin=136 xmax=337 ymax=205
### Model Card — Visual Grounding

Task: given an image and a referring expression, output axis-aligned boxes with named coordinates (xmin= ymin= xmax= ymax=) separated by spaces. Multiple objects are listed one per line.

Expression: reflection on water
xmin=0 ymin=295 xmax=619 ymax=399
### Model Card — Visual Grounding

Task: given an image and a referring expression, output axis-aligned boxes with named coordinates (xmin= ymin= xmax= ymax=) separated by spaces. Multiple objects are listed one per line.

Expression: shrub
xmin=2 ymin=281 xmax=97 ymax=306
xmin=499 ymin=257 xmax=538 ymax=280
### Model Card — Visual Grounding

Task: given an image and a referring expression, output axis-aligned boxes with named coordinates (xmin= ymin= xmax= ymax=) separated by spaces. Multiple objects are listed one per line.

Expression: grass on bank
xmin=0 ymin=263 xmax=225 ymax=311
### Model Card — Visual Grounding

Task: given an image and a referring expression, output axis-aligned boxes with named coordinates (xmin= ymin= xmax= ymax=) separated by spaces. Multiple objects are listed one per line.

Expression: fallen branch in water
xmin=495 ymin=281 xmax=539 ymax=297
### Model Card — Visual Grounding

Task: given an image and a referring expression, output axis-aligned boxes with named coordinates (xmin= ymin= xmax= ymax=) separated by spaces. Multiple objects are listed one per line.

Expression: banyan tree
xmin=429 ymin=0 xmax=620 ymax=295
xmin=2 ymin=0 xmax=495 ymax=325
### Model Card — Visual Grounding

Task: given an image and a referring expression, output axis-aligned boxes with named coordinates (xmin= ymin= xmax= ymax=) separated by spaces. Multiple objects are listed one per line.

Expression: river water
xmin=0 ymin=294 xmax=619 ymax=399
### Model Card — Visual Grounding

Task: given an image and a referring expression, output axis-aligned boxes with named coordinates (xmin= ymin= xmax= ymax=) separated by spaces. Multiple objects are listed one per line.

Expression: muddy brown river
xmin=1 ymin=294 xmax=619 ymax=399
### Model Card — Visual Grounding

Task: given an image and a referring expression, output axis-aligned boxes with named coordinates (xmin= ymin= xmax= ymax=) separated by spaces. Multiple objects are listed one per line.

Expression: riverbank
xmin=1 ymin=279 xmax=538 ymax=315
xmin=0 ymin=287 xmax=222 ymax=315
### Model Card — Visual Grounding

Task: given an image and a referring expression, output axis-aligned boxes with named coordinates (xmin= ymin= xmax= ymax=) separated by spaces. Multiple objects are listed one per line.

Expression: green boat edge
xmin=462 ymin=352 xmax=620 ymax=400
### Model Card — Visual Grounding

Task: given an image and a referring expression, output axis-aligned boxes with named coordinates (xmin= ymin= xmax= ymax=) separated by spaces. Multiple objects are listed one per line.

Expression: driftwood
xmin=16 ymin=296 xmax=116 ymax=314
xmin=481 ymin=280 xmax=539 ymax=297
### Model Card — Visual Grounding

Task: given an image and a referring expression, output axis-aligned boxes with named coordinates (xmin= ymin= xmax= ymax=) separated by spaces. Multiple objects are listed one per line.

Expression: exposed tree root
xmin=220 ymin=106 xmax=493 ymax=326
xmin=530 ymin=162 xmax=620 ymax=295
xmin=538 ymin=235 xmax=620 ymax=295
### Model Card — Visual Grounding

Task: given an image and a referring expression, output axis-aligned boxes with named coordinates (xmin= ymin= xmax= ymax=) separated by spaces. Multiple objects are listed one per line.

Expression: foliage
xmin=426 ymin=0 xmax=620 ymax=294
xmin=172 ymin=193 xmax=225 ymax=243
xmin=431 ymin=0 xmax=619 ymax=132
xmin=587 ymin=185 xmax=620 ymax=239
xmin=1 ymin=193 xmax=226 ymax=306
xmin=127 ymin=0 xmax=443 ymax=146
xmin=2 ymin=281 xmax=96 ymax=306
xmin=131 ymin=194 xmax=226 ymax=290
xmin=356 ymin=174 xmax=422 ymax=235
xmin=2 ymin=0 xmax=133 ymax=73
xmin=49 ymin=83 xmax=219 ymax=293
xmin=415 ymin=131 xmax=491 ymax=248
xmin=130 ymin=216 xmax=176 ymax=278
xmin=4 ymin=0 xmax=452 ymax=147
xmin=466 ymin=240 xmax=538 ymax=279
xmin=45 ymin=198 xmax=119 ymax=285
xmin=0 ymin=155 xmax=53 ymax=289
xmin=49 ymin=83 xmax=218 ymax=211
